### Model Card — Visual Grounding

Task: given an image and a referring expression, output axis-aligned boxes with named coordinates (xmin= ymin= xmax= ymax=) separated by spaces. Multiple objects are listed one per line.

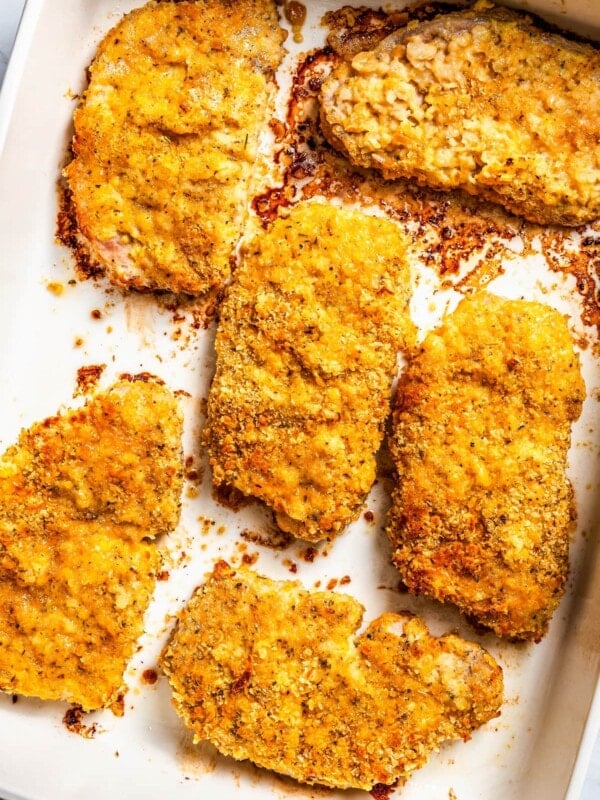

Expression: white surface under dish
xmin=0 ymin=2 xmax=600 ymax=799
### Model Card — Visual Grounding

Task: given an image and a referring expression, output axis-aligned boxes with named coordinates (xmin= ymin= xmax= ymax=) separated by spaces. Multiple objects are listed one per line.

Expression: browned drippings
xmin=62 ymin=705 xmax=99 ymax=738
xmin=283 ymin=0 xmax=307 ymax=43
xmin=240 ymin=526 xmax=293 ymax=551
xmin=141 ymin=668 xmax=158 ymax=686
xmin=370 ymin=782 xmax=397 ymax=800
xmin=74 ymin=364 xmax=106 ymax=397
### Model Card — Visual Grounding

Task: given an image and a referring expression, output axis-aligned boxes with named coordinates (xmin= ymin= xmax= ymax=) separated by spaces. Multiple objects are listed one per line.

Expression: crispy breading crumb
xmin=204 ymin=201 xmax=416 ymax=541
xmin=160 ymin=562 xmax=503 ymax=790
xmin=0 ymin=379 xmax=184 ymax=712
xmin=387 ymin=292 xmax=585 ymax=641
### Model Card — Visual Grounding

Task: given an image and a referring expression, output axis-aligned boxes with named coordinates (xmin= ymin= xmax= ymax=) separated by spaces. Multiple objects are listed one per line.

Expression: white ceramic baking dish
xmin=0 ymin=2 xmax=598 ymax=799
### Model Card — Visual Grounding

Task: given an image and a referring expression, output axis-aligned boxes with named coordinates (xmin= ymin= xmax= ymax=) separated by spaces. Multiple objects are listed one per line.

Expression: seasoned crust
xmin=203 ymin=201 xmax=416 ymax=541
xmin=0 ymin=378 xmax=184 ymax=711
xmin=320 ymin=2 xmax=600 ymax=226
xmin=387 ymin=293 xmax=585 ymax=641
xmin=64 ymin=0 xmax=284 ymax=294
xmin=160 ymin=562 xmax=503 ymax=790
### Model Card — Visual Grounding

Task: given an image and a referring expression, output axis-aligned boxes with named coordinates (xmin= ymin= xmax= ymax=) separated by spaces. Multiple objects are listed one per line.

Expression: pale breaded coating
xmin=160 ymin=562 xmax=503 ymax=790
xmin=203 ymin=201 xmax=416 ymax=541
xmin=0 ymin=378 xmax=183 ymax=712
xmin=387 ymin=293 xmax=585 ymax=642
xmin=64 ymin=0 xmax=284 ymax=294
xmin=320 ymin=2 xmax=600 ymax=226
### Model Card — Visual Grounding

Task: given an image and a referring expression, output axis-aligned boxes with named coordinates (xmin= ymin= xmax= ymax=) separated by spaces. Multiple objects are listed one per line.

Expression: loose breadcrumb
xmin=0 ymin=379 xmax=183 ymax=712
xmin=160 ymin=562 xmax=503 ymax=790
xmin=387 ymin=293 xmax=585 ymax=641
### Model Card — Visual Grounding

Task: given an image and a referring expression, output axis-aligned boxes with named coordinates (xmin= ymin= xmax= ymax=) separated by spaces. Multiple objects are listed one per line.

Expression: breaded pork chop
xmin=160 ymin=562 xmax=503 ymax=790
xmin=64 ymin=0 xmax=284 ymax=294
xmin=0 ymin=378 xmax=183 ymax=712
xmin=320 ymin=2 xmax=600 ymax=226
xmin=387 ymin=293 xmax=585 ymax=641
xmin=204 ymin=201 xmax=416 ymax=541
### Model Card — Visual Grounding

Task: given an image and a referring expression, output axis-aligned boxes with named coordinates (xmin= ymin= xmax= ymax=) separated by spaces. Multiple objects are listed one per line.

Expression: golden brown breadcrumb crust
xmin=387 ymin=293 xmax=585 ymax=641
xmin=0 ymin=378 xmax=183 ymax=712
xmin=320 ymin=2 xmax=600 ymax=226
xmin=160 ymin=562 xmax=503 ymax=790
xmin=203 ymin=201 xmax=416 ymax=541
xmin=64 ymin=0 xmax=284 ymax=294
